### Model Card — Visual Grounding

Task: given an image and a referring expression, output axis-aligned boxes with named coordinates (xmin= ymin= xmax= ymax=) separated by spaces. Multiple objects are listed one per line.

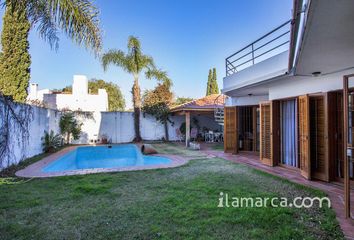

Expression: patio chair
xmin=205 ymin=131 xmax=214 ymax=142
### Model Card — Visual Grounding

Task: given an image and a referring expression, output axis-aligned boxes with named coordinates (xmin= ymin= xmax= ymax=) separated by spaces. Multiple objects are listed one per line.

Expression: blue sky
xmin=0 ymin=0 xmax=292 ymax=109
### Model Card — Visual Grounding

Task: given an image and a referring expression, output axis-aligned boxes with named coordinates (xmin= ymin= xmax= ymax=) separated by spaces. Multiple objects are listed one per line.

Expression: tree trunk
xmin=66 ymin=132 xmax=70 ymax=145
xmin=132 ymin=78 xmax=142 ymax=142
xmin=164 ymin=121 xmax=169 ymax=141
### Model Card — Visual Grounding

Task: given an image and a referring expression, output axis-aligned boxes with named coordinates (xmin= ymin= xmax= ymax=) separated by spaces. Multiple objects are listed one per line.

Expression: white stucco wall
xmin=225 ymin=95 xmax=269 ymax=107
xmin=76 ymin=112 xmax=221 ymax=144
xmin=269 ymin=68 xmax=354 ymax=100
xmin=0 ymin=101 xmax=61 ymax=170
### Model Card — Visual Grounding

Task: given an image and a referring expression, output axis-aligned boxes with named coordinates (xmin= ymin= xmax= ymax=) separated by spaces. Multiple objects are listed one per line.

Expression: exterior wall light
xmin=312 ymin=71 xmax=321 ymax=77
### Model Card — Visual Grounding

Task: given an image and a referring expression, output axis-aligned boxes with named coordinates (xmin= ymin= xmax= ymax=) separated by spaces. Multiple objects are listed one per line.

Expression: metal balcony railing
xmin=225 ymin=20 xmax=292 ymax=76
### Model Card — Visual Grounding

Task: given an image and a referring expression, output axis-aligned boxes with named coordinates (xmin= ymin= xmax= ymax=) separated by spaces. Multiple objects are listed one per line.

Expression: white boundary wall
xmin=0 ymin=102 xmax=61 ymax=169
xmin=74 ymin=112 xmax=220 ymax=144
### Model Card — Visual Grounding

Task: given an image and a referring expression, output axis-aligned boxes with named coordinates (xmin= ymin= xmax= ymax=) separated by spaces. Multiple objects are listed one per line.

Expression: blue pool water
xmin=42 ymin=144 xmax=171 ymax=172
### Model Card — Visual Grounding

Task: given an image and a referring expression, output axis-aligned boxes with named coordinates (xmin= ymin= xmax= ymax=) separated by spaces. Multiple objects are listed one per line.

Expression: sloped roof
xmin=170 ymin=94 xmax=225 ymax=112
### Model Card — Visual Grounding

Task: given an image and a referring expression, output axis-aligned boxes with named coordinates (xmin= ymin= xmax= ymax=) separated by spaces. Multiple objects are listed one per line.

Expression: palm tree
xmin=102 ymin=36 xmax=171 ymax=141
xmin=1 ymin=0 xmax=102 ymax=53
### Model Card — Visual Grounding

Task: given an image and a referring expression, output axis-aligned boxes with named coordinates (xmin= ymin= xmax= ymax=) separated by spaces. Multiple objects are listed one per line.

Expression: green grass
xmin=152 ymin=142 xmax=207 ymax=158
xmin=0 ymin=144 xmax=344 ymax=239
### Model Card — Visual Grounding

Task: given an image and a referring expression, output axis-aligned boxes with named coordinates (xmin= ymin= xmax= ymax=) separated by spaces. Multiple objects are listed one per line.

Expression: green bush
xmin=42 ymin=130 xmax=62 ymax=153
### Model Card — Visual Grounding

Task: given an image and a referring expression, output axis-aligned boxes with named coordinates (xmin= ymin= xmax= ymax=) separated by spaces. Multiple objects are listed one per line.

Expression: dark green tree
xmin=210 ymin=68 xmax=219 ymax=94
xmin=206 ymin=69 xmax=212 ymax=95
xmin=0 ymin=4 xmax=31 ymax=102
xmin=88 ymin=79 xmax=125 ymax=111
xmin=142 ymin=83 xmax=173 ymax=140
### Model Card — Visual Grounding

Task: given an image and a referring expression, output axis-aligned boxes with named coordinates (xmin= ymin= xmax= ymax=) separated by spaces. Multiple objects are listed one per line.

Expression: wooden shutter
xmin=298 ymin=95 xmax=311 ymax=179
xmin=260 ymin=101 xmax=279 ymax=166
xmin=224 ymin=107 xmax=238 ymax=154
xmin=260 ymin=102 xmax=271 ymax=164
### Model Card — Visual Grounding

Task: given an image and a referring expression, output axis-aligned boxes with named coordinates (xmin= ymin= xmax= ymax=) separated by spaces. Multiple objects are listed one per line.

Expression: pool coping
xmin=15 ymin=145 xmax=189 ymax=178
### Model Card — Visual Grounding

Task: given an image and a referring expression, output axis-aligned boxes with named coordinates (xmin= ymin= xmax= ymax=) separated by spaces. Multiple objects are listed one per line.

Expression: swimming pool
xmin=42 ymin=144 xmax=172 ymax=173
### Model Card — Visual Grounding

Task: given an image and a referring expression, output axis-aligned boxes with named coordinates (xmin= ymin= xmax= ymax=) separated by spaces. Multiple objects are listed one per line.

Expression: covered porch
xmin=170 ymin=94 xmax=225 ymax=147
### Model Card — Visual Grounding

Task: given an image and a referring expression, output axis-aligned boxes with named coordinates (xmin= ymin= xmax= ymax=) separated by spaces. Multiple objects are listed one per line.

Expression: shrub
xmin=42 ymin=130 xmax=62 ymax=153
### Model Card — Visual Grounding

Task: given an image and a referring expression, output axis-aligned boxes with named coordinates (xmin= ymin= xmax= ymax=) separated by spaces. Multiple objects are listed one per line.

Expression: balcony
xmin=225 ymin=20 xmax=291 ymax=76
xmin=223 ymin=20 xmax=291 ymax=96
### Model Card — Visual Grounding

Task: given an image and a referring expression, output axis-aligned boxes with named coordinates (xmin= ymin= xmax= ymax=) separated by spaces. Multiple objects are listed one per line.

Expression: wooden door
xmin=310 ymin=95 xmax=328 ymax=181
xmin=298 ymin=95 xmax=311 ymax=179
xmin=260 ymin=101 xmax=279 ymax=166
xmin=224 ymin=107 xmax=238 ymax=154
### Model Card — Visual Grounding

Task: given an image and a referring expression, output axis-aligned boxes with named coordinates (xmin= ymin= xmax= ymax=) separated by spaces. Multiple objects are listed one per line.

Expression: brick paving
xmin=197 ymin=143 xmax=354 ymax=239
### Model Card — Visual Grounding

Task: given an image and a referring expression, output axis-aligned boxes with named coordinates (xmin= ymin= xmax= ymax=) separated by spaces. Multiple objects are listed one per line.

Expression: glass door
xmin=280 ymin=99 xmax=298 ymax=167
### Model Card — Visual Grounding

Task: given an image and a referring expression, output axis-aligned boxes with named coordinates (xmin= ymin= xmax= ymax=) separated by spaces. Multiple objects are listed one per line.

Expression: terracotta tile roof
xmin=171 ymin=94 xmax=225 ymax=112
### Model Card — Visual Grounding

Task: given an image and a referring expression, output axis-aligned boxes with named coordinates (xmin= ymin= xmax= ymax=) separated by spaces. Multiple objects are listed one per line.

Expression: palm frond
xmin=28 ymin=0 xmax=60 ymax=49
xmin=101 ymin=49 xmax=130 ymax=72
xmin=140 ymin=55 xmax=155 ymax=69
xmin=145 ymin=68 xmax=172 ymax=88
xmin=5 ymin=0 xmax=102 ymax=53
xmin=127 ymin=36 xmax=141 ymax=53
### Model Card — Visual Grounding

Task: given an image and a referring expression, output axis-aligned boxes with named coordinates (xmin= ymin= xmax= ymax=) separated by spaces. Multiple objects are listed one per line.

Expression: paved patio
xmin=196 ymin=143 xmax=354 ymax=240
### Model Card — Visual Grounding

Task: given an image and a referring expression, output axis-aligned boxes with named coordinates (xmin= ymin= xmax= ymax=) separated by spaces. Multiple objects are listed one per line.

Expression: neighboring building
xmin=27 ymin=83 xmax=51 ymax=103
xmin=28 ymin=75 xmax=108 ymax=112
xmin=222 ymin=0 xmax=354 ymax=218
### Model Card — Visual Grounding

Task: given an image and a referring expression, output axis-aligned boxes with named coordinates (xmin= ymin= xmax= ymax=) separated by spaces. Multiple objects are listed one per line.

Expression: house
xmin=222 ymin=0 xmax=354 ymax=218
xmin=28 ymin=75 xmax=108 ymax=112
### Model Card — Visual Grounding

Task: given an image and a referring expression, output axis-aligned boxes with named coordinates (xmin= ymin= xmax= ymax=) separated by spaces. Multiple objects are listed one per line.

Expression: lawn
xmin=0 ymin=143 xmax=343 ymax=240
